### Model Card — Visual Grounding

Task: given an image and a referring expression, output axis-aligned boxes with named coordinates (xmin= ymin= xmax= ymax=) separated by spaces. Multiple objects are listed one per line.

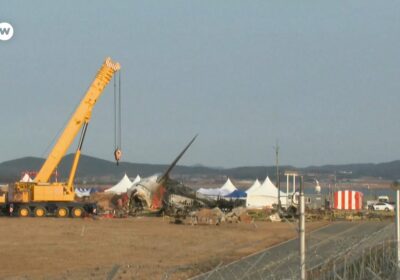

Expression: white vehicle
xmin=371 ymin=202 xmax=394 ymax=211
xmin=378 ymin=196 xmax=389 ymax=203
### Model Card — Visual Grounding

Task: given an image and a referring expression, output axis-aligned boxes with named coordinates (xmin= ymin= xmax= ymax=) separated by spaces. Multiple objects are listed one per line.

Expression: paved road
xmin=191 ymin=221 xmax=394 ymax=280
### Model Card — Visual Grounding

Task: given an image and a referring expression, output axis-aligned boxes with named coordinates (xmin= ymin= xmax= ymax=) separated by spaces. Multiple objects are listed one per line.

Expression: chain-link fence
xmin=183 ymin=222 xmax=396 ymax=280
xmin=308 ymin=239 xmax=398 ymax=280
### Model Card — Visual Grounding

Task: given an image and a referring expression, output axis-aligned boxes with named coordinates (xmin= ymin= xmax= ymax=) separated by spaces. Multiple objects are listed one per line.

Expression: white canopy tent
xmin=105 ymin=174 xmax=134 ymax=195
xmin=196 ymin=178 xmax=238 ymax=199
xmin=196 ymin=187 xmax=221 ymax=197
xmin=246 ymin=176 xmax=287 ymax=209
xmin=246 ymin=179 xmax=261 ymax=194
xmin=219 ymin=178 xmax=237 ymax=196
xmin=126 ymin=175 xmax=142 ymax=193
xmin=75 ymin=188 xmax=91 ymax=198
xmin=131 ymin=175 xmax=141 ymax=185
xmin=20 ymin=173 xmax=33 ymax=182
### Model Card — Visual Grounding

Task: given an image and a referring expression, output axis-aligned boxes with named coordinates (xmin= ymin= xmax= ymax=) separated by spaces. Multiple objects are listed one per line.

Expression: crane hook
xmin=114 ymin=148 xmax=122 ymax=165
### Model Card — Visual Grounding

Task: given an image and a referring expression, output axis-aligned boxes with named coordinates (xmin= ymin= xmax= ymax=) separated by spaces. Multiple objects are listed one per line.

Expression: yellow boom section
xmin=34 ymin=58 xmax=120 ymax=183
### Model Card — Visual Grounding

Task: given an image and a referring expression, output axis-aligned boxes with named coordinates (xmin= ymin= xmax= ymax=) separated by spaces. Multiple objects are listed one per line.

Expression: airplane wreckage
xmin=88 ymin=135 xmax=300 ymax=220
xmin=122 ymin=135 xmax=243 ymax=219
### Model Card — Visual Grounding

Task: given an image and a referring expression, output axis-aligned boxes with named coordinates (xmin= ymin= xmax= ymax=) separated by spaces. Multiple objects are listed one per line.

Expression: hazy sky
xmin=0 ymin=1 xmax=399 ymax=168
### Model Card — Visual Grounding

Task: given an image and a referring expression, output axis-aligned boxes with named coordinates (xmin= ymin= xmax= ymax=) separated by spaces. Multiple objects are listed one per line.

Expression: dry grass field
xmin=0 ymin=217 xmax=328 ymax=280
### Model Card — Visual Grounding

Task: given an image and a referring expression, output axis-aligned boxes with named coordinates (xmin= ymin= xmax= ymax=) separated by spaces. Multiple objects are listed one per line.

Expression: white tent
xmin=105 ymin=174 xmax=133 ymax=194
xmin=246 ymin=176 xmax=287 ymax=209
xmin=196 ymin=187 xmax=221 ymax=197
xmin=20 ymin=173 xmax=33 ymax=182
xmin=75 ymin=188 xmax=91 ymax=198
xmin=219 ymin=178 xmax=237 ymax=196
xmin=132 ymin=175 xmax=141 ymax=185
xmin=126 ymin=175 xmax=142 ymax=194
xmin=196 ymin=178 xmax=237 ymax=198
xmin=246 ymin=179 xmax=261 ymax=194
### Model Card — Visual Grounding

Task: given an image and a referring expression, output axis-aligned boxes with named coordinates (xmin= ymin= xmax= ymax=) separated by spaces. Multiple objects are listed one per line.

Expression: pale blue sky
xmin=0 ymin=1 xmax=399 ymax=167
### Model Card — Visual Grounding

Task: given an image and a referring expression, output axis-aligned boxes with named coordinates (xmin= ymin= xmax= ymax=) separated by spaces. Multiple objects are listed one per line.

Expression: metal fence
xmin=307 ymin=239 xmax=399 ymax=280
xmin=182 ymin=222 xmax=397 ymax=280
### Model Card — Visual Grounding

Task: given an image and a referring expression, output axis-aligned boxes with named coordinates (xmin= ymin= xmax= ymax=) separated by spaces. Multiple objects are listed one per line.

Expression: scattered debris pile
xmin=88 ymin=193 xmax=115 ymax=212
xmin=247 ymin=208 xmax=274 ymax=221
xmin=79 ymin=192 xmax=129 ymax=217
xmin=268 ymin=213 xmax=281 ymax=222
xmin=189 ymin=207 xmax=253 ymax=225
xmin=83 ymin=191 xmax=360 ymax=224
xmin=190 ymin=208 xmax=223 ymax=225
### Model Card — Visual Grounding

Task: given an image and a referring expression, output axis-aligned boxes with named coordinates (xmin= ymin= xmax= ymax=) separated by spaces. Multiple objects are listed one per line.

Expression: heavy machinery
xmin=1 ymin=57 xmax=121 ymax=217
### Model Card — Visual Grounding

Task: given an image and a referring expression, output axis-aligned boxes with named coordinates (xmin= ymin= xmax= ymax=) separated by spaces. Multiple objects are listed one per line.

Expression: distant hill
xmin=0 ymin=154 xmax=399 ymax=183
xmin=305 ymin=160 xmax=400 ymax=180
xmin=0 ymin=154 xmax=219 ymax=183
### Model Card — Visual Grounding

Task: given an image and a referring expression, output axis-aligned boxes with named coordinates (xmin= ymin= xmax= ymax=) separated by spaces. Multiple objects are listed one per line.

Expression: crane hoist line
xmin=113 ymin=69 xmax=122 ymax=165
xmin=0 ymin=57 xmax=121 ymax=218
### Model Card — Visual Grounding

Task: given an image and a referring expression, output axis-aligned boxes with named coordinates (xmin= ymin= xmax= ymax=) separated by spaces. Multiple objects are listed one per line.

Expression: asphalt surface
xmin=191 ymin=221 xmax=394 ymax=280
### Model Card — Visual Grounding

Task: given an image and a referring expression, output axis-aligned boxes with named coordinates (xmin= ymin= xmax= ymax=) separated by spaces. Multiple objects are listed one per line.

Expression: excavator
xmin=0 ymin=57 xmax=121 ymax=217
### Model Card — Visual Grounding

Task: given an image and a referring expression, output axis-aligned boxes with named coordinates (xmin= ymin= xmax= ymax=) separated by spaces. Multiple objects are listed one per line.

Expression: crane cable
xmin=113 ymin=71 xmax=122 ymax=165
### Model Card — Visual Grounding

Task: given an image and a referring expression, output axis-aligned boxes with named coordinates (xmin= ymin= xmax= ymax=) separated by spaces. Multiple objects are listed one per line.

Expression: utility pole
xmin=299 ymin=175 xmax=306 ymax=280
xmin=396 ymin=189 xmax=400 ymax=270
xmin=275 ymin=142 xmax=281 ymax=211
xmin=333 ymin=172 xmax=337 ymax=210
xmin=392 ymin=181 xmax=400 ymax=276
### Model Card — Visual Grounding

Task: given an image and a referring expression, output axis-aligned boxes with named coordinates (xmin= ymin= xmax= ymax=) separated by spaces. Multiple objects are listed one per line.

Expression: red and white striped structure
xmin=334 ymin=190 xmax=363 ymax=210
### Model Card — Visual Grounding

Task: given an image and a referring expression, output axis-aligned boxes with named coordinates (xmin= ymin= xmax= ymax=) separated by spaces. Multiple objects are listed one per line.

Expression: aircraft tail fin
xmin=157 ymin=134 xmax=198 ymax=183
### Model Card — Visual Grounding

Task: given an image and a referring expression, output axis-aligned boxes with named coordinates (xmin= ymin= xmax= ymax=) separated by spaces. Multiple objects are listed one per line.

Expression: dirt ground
xmin=0 ymin=217 xmax=328 ymax=280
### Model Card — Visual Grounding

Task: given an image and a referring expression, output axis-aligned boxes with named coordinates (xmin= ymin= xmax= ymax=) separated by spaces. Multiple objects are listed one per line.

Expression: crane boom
xmin=35 ymin=58 xmax=120 ymax=183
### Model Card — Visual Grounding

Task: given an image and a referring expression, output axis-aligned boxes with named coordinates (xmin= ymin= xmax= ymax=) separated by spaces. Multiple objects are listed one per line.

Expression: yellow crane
xmin=8 ymin=57 xmax=121 ymax=217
